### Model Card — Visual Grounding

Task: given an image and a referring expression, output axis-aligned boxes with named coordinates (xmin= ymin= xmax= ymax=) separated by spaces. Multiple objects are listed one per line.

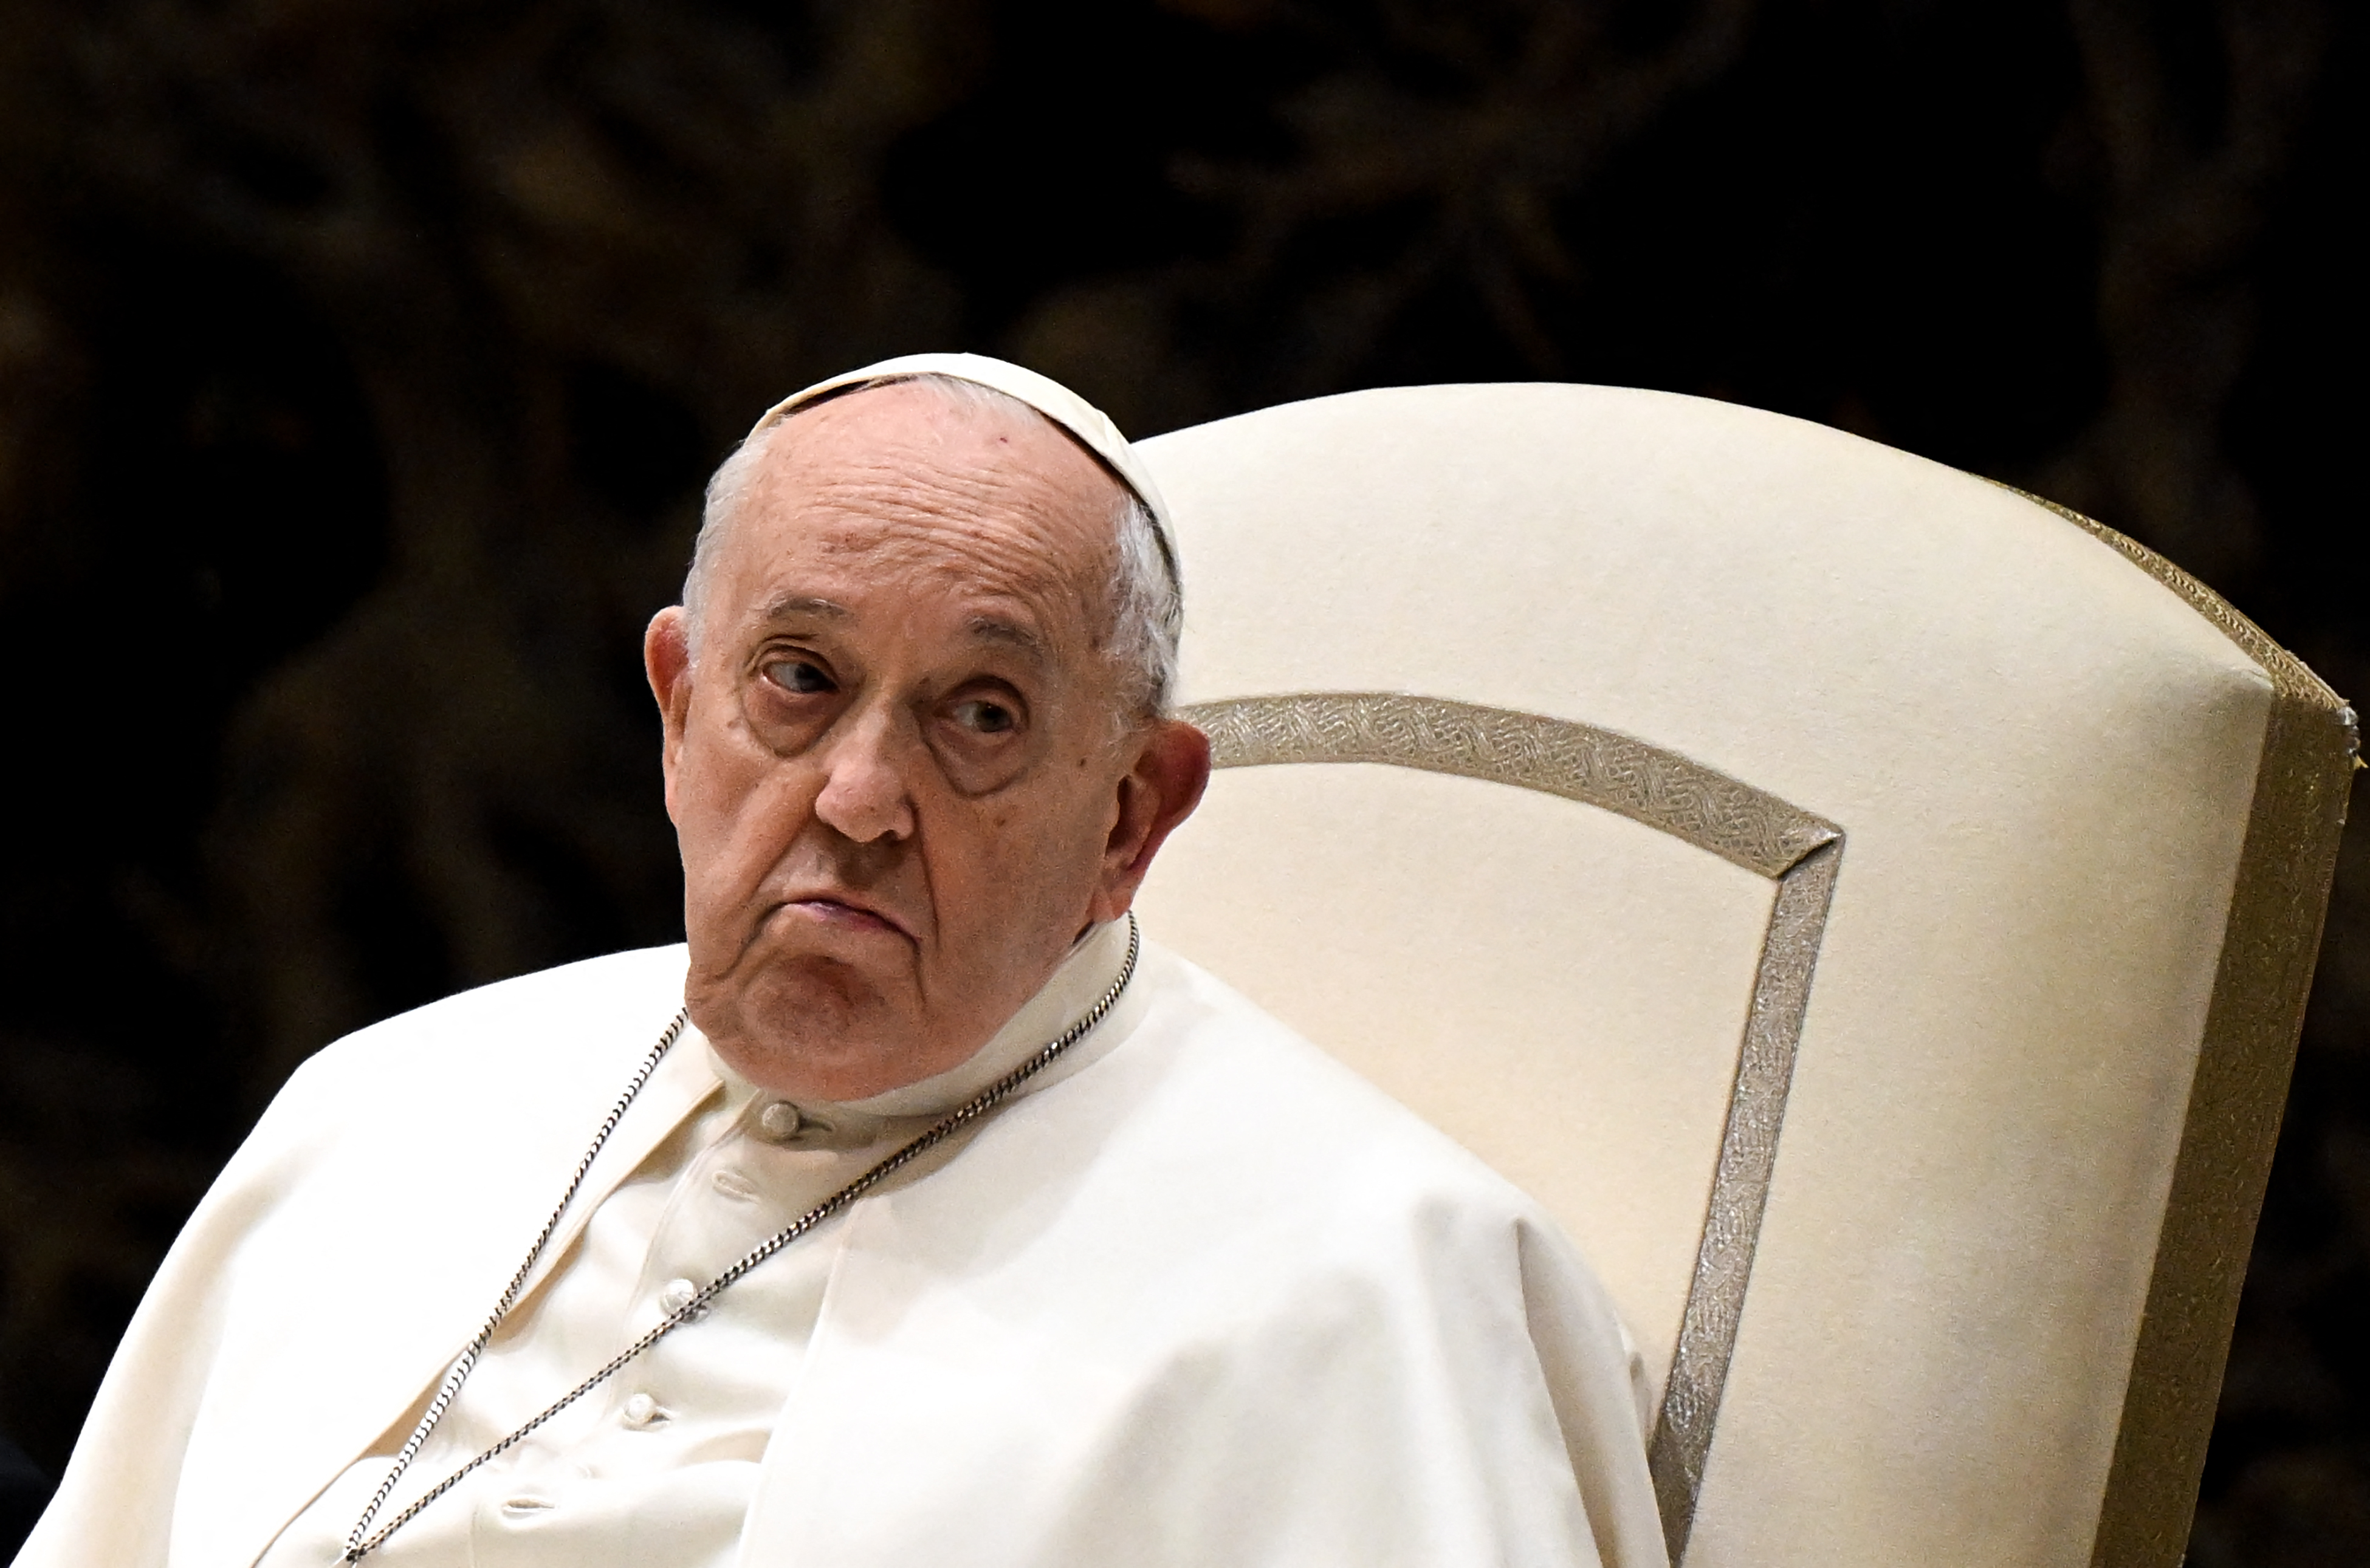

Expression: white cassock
xmin=21 ymin=920 xmax=1668 ymax=1568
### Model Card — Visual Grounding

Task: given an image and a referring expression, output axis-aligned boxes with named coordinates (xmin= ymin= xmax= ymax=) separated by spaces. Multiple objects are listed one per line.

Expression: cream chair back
xmin=1131 ymin=384 xmax=2353 ymax=1568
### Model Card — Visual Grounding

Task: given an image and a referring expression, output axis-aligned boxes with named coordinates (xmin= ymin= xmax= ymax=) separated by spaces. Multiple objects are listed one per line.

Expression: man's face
xmin=644 ymin=383 xmax=1206 ymax=1101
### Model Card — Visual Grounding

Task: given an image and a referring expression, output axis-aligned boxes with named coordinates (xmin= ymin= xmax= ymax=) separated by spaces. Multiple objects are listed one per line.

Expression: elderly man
xmin=21 ymin=355 xmax=1665 ymax=1567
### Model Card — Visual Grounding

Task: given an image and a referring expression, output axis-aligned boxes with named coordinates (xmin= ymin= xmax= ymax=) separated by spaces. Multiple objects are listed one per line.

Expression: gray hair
xmin=684 ymin=374 xmax=1180 ymax=722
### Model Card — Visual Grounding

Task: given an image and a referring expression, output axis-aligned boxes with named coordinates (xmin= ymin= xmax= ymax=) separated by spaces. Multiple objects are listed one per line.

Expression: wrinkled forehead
xmin=768 ymin=378 xmax=1124 ymax=512
xmin=716 ymin=383 xmax=1125 ymax=634
xmin=758 ymin=380 xmax=1124 ymax=531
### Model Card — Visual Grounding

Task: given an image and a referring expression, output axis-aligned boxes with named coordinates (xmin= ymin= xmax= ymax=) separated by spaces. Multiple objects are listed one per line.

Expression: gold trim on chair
xmin=1986 ymin=487 xmax=2360 ymax=1568
xmin=1178 ymin=692 xmax=1845 ymax=1564
xmin=1651 ymin=838 xmax=1841 ymax=1556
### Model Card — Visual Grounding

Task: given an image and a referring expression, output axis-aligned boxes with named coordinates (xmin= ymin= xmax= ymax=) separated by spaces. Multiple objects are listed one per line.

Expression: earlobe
xmin=1090 ymin=721 xmax=1213 ymax=923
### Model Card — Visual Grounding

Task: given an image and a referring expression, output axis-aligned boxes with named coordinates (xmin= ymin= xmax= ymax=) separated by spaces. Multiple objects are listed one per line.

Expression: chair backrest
xmin=1130 ymin=385 xmax=2354 ymax=1568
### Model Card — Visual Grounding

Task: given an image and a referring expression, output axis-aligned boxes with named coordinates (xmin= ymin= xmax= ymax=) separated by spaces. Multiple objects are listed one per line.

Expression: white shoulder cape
xmin=21 ymin=940 xmax=1668 ymax=1568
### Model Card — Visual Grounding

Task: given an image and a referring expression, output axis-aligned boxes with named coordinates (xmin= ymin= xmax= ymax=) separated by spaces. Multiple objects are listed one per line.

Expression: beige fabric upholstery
xmin=1129 ymin=385 xmax=2355 ymax=1568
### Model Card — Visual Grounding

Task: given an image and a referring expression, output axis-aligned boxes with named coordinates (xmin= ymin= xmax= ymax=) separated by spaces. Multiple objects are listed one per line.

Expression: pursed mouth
xmin=778 ymin=894 xmax=916 ymax=943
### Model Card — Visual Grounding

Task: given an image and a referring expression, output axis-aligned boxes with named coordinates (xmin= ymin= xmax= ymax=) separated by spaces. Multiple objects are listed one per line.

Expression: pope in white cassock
xmin=19 ymin=355 xmax=1668 ymax=1568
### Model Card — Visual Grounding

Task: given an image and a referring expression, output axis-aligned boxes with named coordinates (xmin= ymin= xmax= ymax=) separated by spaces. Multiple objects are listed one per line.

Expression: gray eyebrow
xmin=757 ymin=592 xmax=851 ymax=622
xmin=966 ymin=613 xmax=1046 ymax=660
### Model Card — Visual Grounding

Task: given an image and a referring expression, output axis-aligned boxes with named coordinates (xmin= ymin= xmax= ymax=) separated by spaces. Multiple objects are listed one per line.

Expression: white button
xmin=711 ymin=1168 xmax=758 ymax=1202
xmin=621 ymin=1392 xmax=660 ymax=1428
xmin=659 ymin=1278 xmax=698 ymax=1314
xmin=758 ymin=1101 xmax=803 ymax=1140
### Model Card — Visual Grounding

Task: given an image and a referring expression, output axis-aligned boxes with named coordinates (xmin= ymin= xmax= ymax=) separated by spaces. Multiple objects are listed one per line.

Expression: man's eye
xmin=950 ymin=699 xmax=1017 ymax=735
xmin=763 ymin=659 xmax=835 ymax=695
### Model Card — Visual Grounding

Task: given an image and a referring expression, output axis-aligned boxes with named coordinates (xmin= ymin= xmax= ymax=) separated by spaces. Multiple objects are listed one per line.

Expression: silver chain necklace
xmin=341 ymin=914 xmax=1141 ymax=1564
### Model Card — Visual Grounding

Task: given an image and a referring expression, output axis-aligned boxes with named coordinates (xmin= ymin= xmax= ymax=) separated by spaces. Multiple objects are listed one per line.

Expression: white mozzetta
xmin=21 ymin=933 xmax=1665 ymax=1568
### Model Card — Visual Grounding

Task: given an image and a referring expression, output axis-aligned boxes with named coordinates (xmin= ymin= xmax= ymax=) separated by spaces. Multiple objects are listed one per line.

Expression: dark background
xmin=0 ymin=0 xmax=2361 ymax=1560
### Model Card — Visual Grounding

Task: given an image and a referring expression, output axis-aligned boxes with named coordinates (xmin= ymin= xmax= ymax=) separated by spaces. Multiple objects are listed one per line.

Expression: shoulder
xmin=1122 ymin=940 xmax=1542 ymax=1221
xmin=226 ymin=945 xmax=690 ymax=1191
xmin=276 ymin=944 xmax=689 ymax=1106
xmin=836 ymin=936 xmax=1637 ymax=1431
xmin=939 ymin=937 xmax=1574 ymax=1304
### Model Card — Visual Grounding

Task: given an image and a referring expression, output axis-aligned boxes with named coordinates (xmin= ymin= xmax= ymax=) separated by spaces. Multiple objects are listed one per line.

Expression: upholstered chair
xmin=1133 ymin=385 xmax=2354 ymax=1568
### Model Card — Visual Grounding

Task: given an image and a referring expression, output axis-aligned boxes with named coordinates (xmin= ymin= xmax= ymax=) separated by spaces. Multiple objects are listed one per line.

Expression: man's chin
xmin=686 ymin=956 xmax=930 ymax=1101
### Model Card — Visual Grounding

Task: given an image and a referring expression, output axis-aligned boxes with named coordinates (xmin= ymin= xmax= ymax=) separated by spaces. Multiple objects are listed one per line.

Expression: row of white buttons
xmin=489 ymin=1124 xmax=775 ymax=1519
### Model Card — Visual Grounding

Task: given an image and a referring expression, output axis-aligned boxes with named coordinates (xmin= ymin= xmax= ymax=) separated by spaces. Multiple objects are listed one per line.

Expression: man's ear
xmin=645 ymin=606 xmax=695 ymax=821
xmin=1089 ymin=719 xmax=1213 ymax=924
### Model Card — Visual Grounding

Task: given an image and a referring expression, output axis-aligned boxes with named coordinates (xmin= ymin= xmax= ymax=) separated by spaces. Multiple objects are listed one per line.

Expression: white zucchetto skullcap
xmin=752 ymin=352 xmax=1176 ymax=560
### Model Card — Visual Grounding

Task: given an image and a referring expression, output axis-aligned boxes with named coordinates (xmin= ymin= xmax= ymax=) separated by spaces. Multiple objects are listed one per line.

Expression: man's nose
xmin=811 ymin=706 xmax=918 ymax=844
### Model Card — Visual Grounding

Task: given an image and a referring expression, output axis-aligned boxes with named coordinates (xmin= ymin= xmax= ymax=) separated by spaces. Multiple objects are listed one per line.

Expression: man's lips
xmin=780 ymin=895 xmax=915 ymax=943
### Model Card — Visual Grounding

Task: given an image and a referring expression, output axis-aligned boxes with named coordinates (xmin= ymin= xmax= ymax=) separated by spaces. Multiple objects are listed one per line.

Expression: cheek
xmin=676 ymin=727 xmax=814 ymax=885
xmin=947 ymin=778 xmax=1112 ymax=901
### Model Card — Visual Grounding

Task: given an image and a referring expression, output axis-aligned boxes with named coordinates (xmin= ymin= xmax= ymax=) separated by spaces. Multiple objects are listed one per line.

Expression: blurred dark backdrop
xmin=0 ymin=0 xmax=2361 ymax=1560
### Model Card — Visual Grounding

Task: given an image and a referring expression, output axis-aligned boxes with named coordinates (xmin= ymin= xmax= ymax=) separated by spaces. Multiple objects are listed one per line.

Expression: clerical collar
xmin=701 ymin=917 xmax=1138 ymax=1136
